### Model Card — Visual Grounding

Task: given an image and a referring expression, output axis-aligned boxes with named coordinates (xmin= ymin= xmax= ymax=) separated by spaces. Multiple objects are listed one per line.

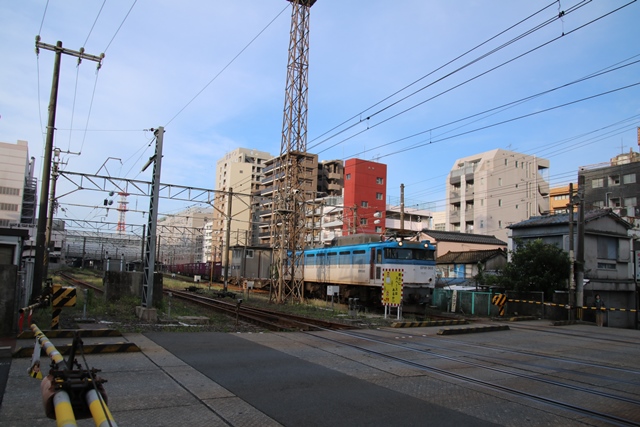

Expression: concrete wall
xmin=103 ymin=272 xmax=163 ymax=308
xmin=0 ymin=265 xmax=18 ymax=336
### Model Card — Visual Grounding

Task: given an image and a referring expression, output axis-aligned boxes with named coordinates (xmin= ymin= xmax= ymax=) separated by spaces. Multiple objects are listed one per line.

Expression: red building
xmin=343 ymin=159 xmax=387 ymax=235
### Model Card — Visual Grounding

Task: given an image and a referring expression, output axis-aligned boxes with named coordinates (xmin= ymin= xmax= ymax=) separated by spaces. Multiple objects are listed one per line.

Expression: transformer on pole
xmin=271 ymin=0 xmax=316 ymax=303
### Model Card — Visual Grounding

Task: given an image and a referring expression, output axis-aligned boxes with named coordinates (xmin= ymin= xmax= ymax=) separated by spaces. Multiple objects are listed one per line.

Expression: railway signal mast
xmin=272 ymin=0 xmax=316 ymax=303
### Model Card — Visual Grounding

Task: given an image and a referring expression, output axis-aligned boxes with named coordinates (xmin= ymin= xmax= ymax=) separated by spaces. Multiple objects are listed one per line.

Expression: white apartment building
xmin=212 ymin=148 xmax=274 ymax=261
xmin=446 ymin=149 xmax=550 ymax=242
xmin=0 ymin=140 xmax=37 ymax=227
xmin=157 ymin=206 xmax=212 ymax=266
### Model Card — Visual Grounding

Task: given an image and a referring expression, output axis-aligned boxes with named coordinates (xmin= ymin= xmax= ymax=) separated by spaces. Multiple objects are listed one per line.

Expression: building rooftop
xmin=436 ymin=249 xmax=506 ymax=264
xmin=507 ymin=208 xmax=632 ymax=229
xmin=421 ymin=229 xmax=507 ymax=246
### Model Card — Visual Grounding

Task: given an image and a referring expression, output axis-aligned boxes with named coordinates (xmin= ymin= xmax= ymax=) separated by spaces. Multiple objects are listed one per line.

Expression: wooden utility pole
xmin=31 ymin=38 xmax=104 ymax=300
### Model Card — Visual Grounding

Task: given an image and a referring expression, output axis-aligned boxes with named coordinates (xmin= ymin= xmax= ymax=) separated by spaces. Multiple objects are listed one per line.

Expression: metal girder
xmin=57 ymin=171 xmax=253 ymax=203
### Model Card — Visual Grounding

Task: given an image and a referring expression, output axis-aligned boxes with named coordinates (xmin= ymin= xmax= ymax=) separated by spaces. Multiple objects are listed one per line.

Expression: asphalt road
xmin=146 ymin=332 xmax=499 ymax=427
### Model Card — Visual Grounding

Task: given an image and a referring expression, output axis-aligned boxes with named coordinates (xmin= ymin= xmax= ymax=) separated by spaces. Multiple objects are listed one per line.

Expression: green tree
xmin=501 ymin=239 xmax=570 ymax=299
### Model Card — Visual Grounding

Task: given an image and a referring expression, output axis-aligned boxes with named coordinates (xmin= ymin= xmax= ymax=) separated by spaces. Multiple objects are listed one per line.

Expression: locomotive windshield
xmin=384 ymin=247 xmax=435 ymax=261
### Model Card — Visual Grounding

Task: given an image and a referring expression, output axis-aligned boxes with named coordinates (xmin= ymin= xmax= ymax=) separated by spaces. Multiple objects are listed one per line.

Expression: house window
xmin=376 ymin=177 xmax=384 ymax=184
xmin=376 ymin=192 xmax=383 ymax=200
xmin=623 ymin=173 xmax=636 ymax=184
xmin=246 ymin=249 xmax=254 ymax=259
xmin=609 ymin=175 xmax=620 ymax=186
xmin=592 ymin=178 xmax=604 ymax=188
xmin=597 ymin=236 xmax=617 ymax=260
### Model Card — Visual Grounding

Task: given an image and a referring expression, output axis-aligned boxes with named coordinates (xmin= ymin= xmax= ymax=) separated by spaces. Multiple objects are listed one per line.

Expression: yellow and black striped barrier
xmin=18 ymin=329 xmax=123 ymax=339
xmin=507 ymin=298 xmax=638 ymax=313
xmin=492 ymin=294 xmax=507 ymax=316
xmin=13 ymin=342 xmax=140 ymax=358
xmin=391 ymin=319 xmax=469 ymax=328
xmin=437 ymin=325 xmax=510 ymax=335
xmin=51 ymin=284 xmax=77 ymax=330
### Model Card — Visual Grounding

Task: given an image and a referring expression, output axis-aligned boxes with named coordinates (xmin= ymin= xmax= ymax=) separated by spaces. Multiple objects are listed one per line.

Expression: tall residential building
xmin=446 ymin=149 xmax=550 ymax=242
xmin=343 ymin=159 xmax=387 ymax=235
xmin=256 ymin=151 xmax=319 ymax=246
xmin=317 ymin=160 xmax=343 ymax=196
xmin=0 ymin=140 xmax=37 ymax=227
xmin=212 ymin=148 xmax=274 ymax=258
xmin=578 ymin=148 xmax=640 ymax=225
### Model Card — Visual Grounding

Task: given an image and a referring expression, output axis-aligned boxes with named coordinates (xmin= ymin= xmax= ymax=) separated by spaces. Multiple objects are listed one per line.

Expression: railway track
xmin=58 ymin=271 xmax=104 ymax=294
xmin=167 ymin=289 xmax=356 ymax=332
xmin=296 ymin=327 xmax=640 ymax=426
xmin=57 ymin=272 xmax=356 ymax=332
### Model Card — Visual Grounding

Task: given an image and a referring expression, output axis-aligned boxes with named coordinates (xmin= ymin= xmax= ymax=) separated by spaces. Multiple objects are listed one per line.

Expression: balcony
xmin=449 ymin=210 xmax=460 ymax=222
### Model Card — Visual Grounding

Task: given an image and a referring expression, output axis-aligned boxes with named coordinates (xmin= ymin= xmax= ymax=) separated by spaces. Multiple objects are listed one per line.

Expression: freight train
xmin=167 ymin=261 xmax=222 ymax=282
xmin=302 ymin=234 xmax=437 ymax=306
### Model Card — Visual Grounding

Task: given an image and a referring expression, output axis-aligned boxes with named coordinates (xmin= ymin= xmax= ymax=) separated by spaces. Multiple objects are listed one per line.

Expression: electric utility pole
xmin=32 ymin=38 xmax=103 ymax=300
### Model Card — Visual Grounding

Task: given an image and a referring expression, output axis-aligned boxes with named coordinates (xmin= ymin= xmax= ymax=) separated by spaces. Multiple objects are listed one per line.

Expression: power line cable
xmin=83 ymin=0 xmax=107 ymax=47
xmin=316 ymin=1 xmax=634 ymax=155
xmin=163 ymin=4 xmax=289 ymax=127
xmin=104 ymin=0 xmax=138 ymax=54
xmin=307 ymin=0 xmax=560 ymax=147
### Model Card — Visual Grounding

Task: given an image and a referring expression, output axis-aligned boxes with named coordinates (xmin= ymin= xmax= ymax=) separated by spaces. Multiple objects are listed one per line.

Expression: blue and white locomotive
xmin=302 ymin=234 xmax=437 ymax=306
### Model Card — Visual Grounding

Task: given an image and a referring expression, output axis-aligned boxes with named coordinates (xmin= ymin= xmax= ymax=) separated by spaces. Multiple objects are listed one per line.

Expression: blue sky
xmin=1 ymin=1 xmax=639 ymax=228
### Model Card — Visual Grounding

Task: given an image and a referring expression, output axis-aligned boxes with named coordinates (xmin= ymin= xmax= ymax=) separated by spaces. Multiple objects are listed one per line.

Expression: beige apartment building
xmin=210 ymin=148 xmax=274 ymax=262
xmin=0 ymin=140 xmax=37 ymax=227
xmin=446 ymin=149 xmax=550 ymax=242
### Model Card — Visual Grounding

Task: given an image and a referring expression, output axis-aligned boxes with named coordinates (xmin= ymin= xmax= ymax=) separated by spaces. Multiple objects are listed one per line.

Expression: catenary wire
xmin=163 ymin=4 xmax=289 ymax=127
xmin=315 ymin=1 xmax=634 ymax=155
xmin=103 ymin=0 xmax=138 ymax=54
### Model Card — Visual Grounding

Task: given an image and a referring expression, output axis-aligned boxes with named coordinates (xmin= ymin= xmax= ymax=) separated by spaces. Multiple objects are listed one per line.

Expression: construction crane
xmin=271 ymin=0 xmax=317 ymax=303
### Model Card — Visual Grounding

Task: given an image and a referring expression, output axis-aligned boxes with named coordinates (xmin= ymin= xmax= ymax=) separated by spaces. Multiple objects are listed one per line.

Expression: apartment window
xmin=609 ymin=175 xmax=620 ymax=186
xmin=515 ymin=161 xmax=518 ymax=168
xmin=360 ymin=218 xmax=367 ymax=225
xmin=361 ymin=201 xmax=368 ymax=207
xmin=504 ymin=159 xmax=508 ymax=166
xmin=624 ymin=197 xmax=637 ymax=210
xmin=376 ymin=192 xmax=383 ymax=200
xmin=498 ymin=199 xmax=502 ymax=207
xmin=593 ymin=200 xmax=605 ymax=208
xmin=375 ymin=226 xmax=382 ymax=233
xmin=0 ymin=203 xmax=19 ymax=212
xmin=623 ymin=173 xmax=636 ymax=184
xmin=498 ymin=220 xmax=502 ymax=229
xmin=246 ymin=249 xmax=254 ymax=259
xmin=480 ymin=220 xmax=484 ymax=228
xmin=498 ymin=178 xmax=502 ymax=186
xmin=0 ymin=187 xmax=20 ymax=196
xmin=592 ymin=178 xmax=604 ymax=188
xmin=376 ymin=177 xmax=384 ymax=184
xmin=346 ymin=173 xmax=351 ymax=180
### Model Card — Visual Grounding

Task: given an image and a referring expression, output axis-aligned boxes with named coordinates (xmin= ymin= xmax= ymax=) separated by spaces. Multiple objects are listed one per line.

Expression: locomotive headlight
xmin=424 ymin=243 xmax=428 ymax=248
xmin=398 ymin=241 xmax=403 ymax=247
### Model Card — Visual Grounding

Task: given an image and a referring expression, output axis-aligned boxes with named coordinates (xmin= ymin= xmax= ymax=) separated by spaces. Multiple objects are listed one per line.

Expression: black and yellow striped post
xmin=492 ymin=294 xmax=507 ymax=317
xmin=51 ymin=284 xmax=76 ymax=330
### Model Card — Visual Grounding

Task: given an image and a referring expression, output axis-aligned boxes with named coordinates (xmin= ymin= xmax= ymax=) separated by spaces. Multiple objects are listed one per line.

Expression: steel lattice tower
xmin=116 ymin=192 xmax=129 ymax=234
xmin=272 ymin=0 xmax=316 ymax=303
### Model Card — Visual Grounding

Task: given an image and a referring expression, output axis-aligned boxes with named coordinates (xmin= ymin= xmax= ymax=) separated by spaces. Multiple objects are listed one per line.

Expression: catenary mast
xmin=271 ymin=0 xmax=316 ymax=303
